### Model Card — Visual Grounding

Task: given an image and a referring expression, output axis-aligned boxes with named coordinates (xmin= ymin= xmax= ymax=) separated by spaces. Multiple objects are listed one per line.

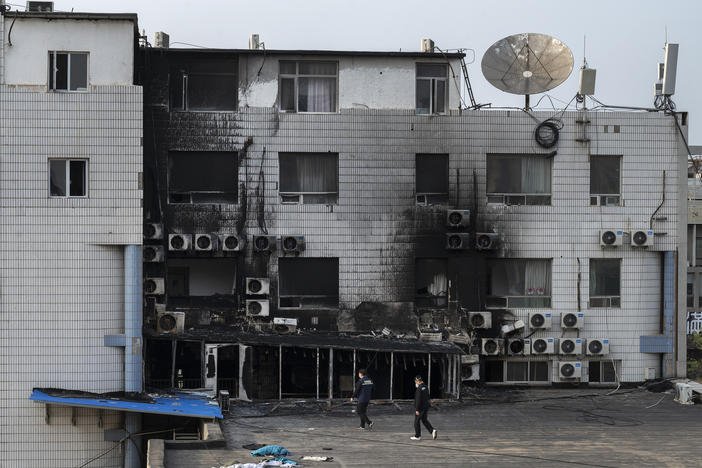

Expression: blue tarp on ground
xmin=30 ymin=389 xmax=223 ymax=419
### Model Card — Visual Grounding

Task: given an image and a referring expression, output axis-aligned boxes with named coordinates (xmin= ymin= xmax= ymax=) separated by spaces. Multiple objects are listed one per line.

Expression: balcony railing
xmin=688 ymin=312 xmax=702 ymax=334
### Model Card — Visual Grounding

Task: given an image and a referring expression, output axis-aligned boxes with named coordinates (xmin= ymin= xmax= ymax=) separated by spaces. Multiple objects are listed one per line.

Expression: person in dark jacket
xmin=410 ymin=375 xmax=437 ymax=440
xmin=350 ymin=369 xmax=374 ymax=430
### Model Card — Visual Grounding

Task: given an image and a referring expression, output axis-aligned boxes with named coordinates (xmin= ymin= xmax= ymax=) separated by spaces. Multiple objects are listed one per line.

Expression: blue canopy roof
xmin=30 ymin=389 xmax=222 ymax=419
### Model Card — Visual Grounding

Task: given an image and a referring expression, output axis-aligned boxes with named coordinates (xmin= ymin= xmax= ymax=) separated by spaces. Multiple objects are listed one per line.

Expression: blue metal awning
xmin=30 ymin=389 xmax=222 ymax=419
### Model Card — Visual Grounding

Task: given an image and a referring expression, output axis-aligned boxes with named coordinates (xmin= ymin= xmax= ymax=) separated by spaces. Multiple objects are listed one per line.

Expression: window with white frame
xmin=48 ymin=52 xmax=88 ymax=91
xmin=416 ymin=63 xmax=447 ymax=115
xmin=589 ymin=258 xmax=621 ymax=308
xmin=279 ymin=61 xmax=338 ymax=113
xmin=279 ymin=152 xmax=338 ymax=204
xmin=486 ymin=154 xmax=552 ymax=205
xmin=487 ymin=259 xmax=552 ymax=308
xmin=590 ymin=155 xmax=621 ymax=206
xmin=49 ymin=159 xmax=87 ymax=197
xmin=416 ymin=154 xmax=449 ymax=205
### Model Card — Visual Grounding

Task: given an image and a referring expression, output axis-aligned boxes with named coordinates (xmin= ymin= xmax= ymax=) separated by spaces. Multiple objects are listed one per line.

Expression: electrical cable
xmin=433 ymin=44 xmax=470 ymax=111
xmin=170 ymin=41 xmax=208 ymax=48
xmin=75 ymin=427 xmax=184 ymax=468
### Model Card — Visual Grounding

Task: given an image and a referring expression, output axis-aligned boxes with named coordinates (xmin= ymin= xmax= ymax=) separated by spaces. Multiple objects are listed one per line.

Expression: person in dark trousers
xmin=411 ymin=375 xmax=437 ymax=440
xmin=350 ymin=369 xmax=374 ymax=430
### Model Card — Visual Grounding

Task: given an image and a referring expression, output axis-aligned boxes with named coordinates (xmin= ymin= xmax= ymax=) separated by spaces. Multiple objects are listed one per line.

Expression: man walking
xmin=410 ymin=375 xmax=437 ymax=441
xmin=350 ymin=368 xmax=374 ymax=430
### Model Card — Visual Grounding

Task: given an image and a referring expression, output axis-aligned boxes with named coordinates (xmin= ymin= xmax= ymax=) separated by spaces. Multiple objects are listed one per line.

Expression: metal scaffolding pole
xmin=278 ymin=345 xmax=282 ymax=401
xmin=316 ymin=348 xmax=320 ymax=400
xmin=427 ymin=353 xmax=432 ymax=393
xmin=328 ymin=348 xmax=334 ymax=401
xmin=389 ymin=351 xmax=394 ymax=401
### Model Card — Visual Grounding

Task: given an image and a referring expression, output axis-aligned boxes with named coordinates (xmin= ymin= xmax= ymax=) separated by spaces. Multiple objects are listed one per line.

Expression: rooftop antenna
xmin=577 ymin=34 xmax=596 ymax=108
xmin=481 ymin=33 xmax=574 ymax=110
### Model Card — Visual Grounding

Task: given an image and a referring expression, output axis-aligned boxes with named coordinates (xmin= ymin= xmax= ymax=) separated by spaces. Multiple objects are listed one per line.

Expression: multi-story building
xmin=140 ymin=36 xmax=688 ymax=401
xmin=686 ymin=149 xmax=702 ymax=334
xmin=0 ymin=5 xmax=143 ymax=468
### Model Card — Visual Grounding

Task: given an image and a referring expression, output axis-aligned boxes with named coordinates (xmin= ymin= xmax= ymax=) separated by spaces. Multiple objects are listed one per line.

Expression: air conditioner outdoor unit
xmin=144 ymin=277 xmax=165 ymax=295
xmin=446 ymin=233 xmax=471 ymax=250
xmin=468 ymin=311 xmax=491 ymax=329
xmin=246 ymin=299 xmax=270 ymax=317
xmin=561 ymin=312 xmax=584 ymax=329
xmin=157 ymin=311 xmax=185 ymax=334
xmin=144 ymin=223 xmax=164 ymax=240
xmin=272 ymin=317 xmax=297 ymax=334
xmin=281 ymin=235 xmax=306 ymax=253
xmin=462 ymin=363 xmax=480 ymax=381
xmin=528 ymin=312 xmax=552 ymax=330
xmin=481 ymin=338 xmax=503 ymax=356
xmin=253 ymin=235 xmax=276 ymax=252
xmin=631 ymin=230 xmax=654 ymax=248
xmin=674 ymin=383 xmax=694 ymax=405
xmin=194 ymin=234 xmax=215 ymax=251
xmin=447 ymin=209 xmax=471 ymax=228
xmin=169 ymin=234 xmax=192 ymax=251
xmin=558 ymin=338 xmax=583 ymax=355
xmin=475 ymin=233 xmax=499 ymax=250
xmin=559 ymin=361 xmax=582 ymax=379
xmin=220 ymin=234 xmax=245 ymax=252
xmin=600 ymin=229 xmax=623 ymax=247
xmin=246 ymin=277 xmax=270 ymax=296
xmin=507 ymin=338 xmax=531 ymax=356
xmin=461 ymin=354 xmax=479 ymax=365
xmin=586 ymin=338 xmax=610 ymax=356
xmin=531 ymin=337 xmax=555 ymax=355
xmin=143 ymin=245 xmax=165 ymax=263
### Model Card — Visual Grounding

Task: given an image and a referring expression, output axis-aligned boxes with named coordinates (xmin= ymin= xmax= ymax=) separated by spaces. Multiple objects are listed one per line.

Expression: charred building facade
xmin=139 ymin=42 xmax=688 ymax=401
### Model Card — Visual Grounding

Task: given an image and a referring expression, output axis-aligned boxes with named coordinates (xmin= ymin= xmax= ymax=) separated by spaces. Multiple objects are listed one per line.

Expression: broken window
xmin=416 ymin=63 xmax=447 ymax=114
xmin=279 ymin=258 xmax=339 ymax=309
xmin=490 ymin=361 xmax=550 ymax=383
xmin=144 ymin=339 xmax=173 ymax=389
xmin=589 ymin=258 xmax=620 ymax=308
xmin=589 ymin=361 xmax=617 ymax=383
xmin=49 ymin=159 xmax=87 ymax=197
xmin=168 ymin=151 xmax=238 ymax=204
xmin=590 ymin=155 xmax=621 ymax=206
xmin=170 ymin=58 xmax=237 ymax=111
xmin=416 ymin=154 xmax=449 ymax=205
xmin=48 ymin=51 xmax=88 ymax=91
xmin=279 ymin=61 xmax=338 ymax=113
xmin=167 ymin=259 xmax=236 ymax=308
xmin=486 ymin=154 xmax=552 ymax=205
xmin=279 ymin=152 xmax=338 ymax=204
xmin=415 ymin=258 xmax=448 ymax=307
xmin=485 ymin=360 xmax=504 ymax=383
xmin=487 ymin=259 xmax=552 ymax=308
xmin=174 ymin=340 xmax=202 ymax=389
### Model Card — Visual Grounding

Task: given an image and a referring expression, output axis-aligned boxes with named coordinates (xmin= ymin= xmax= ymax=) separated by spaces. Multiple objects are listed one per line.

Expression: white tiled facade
xmin=0 ymin=12 xmax=142 ymax=468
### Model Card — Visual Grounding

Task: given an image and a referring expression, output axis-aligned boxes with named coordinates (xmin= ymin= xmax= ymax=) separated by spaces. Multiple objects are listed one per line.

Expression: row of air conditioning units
xmin=482 ymin=337 xmax=610 ymax=356
xmin=166 ymin=233 xmax=247 ymax=252
xmin=600 ymin=229 xmax=654 ymax=248
xmin=468 ymin=312 xmax=586 ymax=330
xmin=447 ymin=232 xmax=499 ymax=250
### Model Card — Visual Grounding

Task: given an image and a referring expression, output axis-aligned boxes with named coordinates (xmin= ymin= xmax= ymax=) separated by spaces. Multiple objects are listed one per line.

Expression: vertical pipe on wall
xmin=427 ymin=353 xmax=432 ymax=393
xmin=124 ymin=245 xmax=143 ymax=468
xmin=278 ymin=345 xmax=282 ymax=401
xmin=663 ymin=251 xmax=676 ymax=378
xmin=316 ymin=348 xmax=320 ymax=401
xmin=389 ymin=352 xmax=394 ymax=401
xmin=328 ymin=348 xmax=333 ymax=401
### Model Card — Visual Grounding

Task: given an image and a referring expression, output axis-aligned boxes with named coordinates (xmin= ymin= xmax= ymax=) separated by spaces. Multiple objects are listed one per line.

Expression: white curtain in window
xmin=524 ymin=260 xmax=551 ymax=296
xmin=296 ymin=154 xmax=337 ymax=193
xmin=298 ymin=77 xmax=336 ymax=112
xmin=427 ymin=269 xmax=448 ymax=296
xmin=521 ymin=156 xmax=551 ymax=194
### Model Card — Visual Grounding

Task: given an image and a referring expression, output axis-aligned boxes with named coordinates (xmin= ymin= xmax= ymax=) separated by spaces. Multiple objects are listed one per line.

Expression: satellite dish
xmin=481 ymin=33 xmax=574 ymax=108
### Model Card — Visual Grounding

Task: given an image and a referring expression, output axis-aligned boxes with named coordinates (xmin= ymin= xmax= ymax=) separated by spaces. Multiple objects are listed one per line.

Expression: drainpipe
xmin=124 ymin=245 xmax=143 ymax=468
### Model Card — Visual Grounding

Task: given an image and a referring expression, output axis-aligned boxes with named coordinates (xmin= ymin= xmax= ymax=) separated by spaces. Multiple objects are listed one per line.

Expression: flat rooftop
xmin=163 ymin=386 xmax=702 ymax=467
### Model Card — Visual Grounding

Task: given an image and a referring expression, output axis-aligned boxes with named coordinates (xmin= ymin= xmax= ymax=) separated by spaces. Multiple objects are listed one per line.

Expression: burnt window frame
xmin=278 ymin=257 xmax=339 ymax=310
xmin=48 ymin=158 xmax=88 ymax=198
xmin=414 ymin=257 xmax=448 ymax=308
xmin=502 ymin=360 xmax=551 ymax=384
xmin=416 ymin=63 xmax=448 ymax=115
xmin=415 ymin=154 xmax=449 ymax=206
xmin=588 ymin=360 xmax=618 ymax=384
xmin=486 ymin=258 xmax=552 ymax=309
xmin=167 ymin=151 xmax=239 ymax=205
xmin=278 ymin=60 xmax=339 ymax=114
xmin=589 ymin=258 xmax=621 ymax=308
xmin=590 ymin=155 xmax=622 ymax=207
xmin=48 ymin=51 xmax=89 ymax=92
xmin=278 ymin=152 xmax=339 ymax=205
xmin=170 ymin=58 xmax=238 ymax=112
xmin=486 ymin=153 xmax=553 ymax=206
